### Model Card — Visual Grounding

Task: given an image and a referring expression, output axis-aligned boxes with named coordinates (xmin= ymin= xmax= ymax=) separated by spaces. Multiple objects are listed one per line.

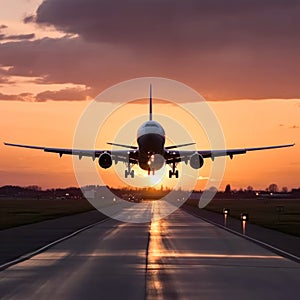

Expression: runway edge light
xmin=240 ymin=213 xmax=249 ymax=221
xmin=223 ymin=208 xmax=230 ymax=215
xmin=223 ymin=208 xmax=230 ymax=227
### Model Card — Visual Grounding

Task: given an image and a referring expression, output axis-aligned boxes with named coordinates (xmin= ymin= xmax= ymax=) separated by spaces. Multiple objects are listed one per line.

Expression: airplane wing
xmin=165 ymin=143 xmax=295 ymax=163
xmin=3 ymin=142 xmax=138 ymax=163
xmin=4 ymin=142 xmax=295 ymax=168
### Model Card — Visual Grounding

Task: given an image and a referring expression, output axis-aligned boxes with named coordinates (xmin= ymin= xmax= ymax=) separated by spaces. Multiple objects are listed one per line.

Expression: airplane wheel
xmin=169 ymin=170 xmax=173 ymax=178
xmin=175 ymin=170 xmax=179 ymax=178
xmin=125 ymin=169 xmax=134 ymax=178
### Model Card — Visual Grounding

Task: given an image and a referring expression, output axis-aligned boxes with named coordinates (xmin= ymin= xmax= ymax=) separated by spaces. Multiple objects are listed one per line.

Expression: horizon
xmin=1 ymin=183 xmax=299 ymax=193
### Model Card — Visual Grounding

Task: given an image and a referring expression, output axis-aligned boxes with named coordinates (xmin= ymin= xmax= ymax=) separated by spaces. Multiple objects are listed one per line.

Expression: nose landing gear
xmin=148 ymin=168 xmax=155 ymax=176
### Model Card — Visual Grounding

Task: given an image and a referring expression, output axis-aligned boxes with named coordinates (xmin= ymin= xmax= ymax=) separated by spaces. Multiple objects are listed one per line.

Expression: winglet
xmin=149 ymin=84 xmax=152 ymax=121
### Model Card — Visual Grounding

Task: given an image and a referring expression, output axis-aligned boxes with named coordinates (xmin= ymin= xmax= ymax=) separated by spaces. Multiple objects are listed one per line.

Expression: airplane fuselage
xmin=137 ymin=120 xmax=165 ymax=171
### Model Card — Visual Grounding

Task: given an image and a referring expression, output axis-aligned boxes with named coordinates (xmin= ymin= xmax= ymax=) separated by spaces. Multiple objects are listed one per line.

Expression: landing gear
xmin=168 ymin=162 xmax=179 ymax=178
xmin=169 ymin=170 xmax=179 ymax=178
xmin=125 ymin=169 xmax=134 ymax=178
xmin=148 ymin=168 xmax=155 ymax=176
xmin=125 ymin=164 xmax=134 ymax=178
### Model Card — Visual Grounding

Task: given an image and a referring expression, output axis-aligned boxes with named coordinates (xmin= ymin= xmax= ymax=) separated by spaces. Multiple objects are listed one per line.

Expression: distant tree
xmin=281 ymin=186 xmax=289 ymax=193
xmin=268 ymin=183 xmax=278 ymax=193
xmin=26 ymin=185 xmax=41 ymax=191
xmin=224 ymin=184 xmax=231 ymax=193
xmin=247 ymin=186 xmax=253 ymax=191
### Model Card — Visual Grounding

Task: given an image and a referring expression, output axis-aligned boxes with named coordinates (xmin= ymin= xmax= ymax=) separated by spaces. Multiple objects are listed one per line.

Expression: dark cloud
xmin=0 ymin=37 xmax=147 ymax=90
xmin=290 ymin=125 xmax=299 ymax=129
xmin=0 ymin=25 xmax=8 ymax=30
xmin=32 ymin=0 xmax=300 ymax=48
xmin=0 ymin=87 xmax=92 ymax=102
xmin=0 ymin=0 xmax=298 ymax=100
xmin=0 ymin=33 xmax=35 ymax=41
xmin=0 ymin=92 xmax=33 ymax=101
xmin=36 ymin=86 xmax=93 ymax=101
xmin=23 ymin=15 xmax=35 ymax=24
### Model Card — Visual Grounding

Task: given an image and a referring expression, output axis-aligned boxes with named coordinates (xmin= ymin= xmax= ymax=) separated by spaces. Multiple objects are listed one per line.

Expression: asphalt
xmin=0 ymin=210 xmax=108 ymax=265
xmin=182 ymin=204 xmax=300 ymax=258
xmin=0 ymin=201 xmax=299 ymax=300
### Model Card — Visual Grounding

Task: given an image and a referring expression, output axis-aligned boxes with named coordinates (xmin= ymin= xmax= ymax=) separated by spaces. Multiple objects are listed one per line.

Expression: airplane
xmin=4 ymin=85 xmax=295 ymax=179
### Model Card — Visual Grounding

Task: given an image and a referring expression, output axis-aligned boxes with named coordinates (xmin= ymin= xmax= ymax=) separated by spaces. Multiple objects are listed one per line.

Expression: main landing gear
xmin=125 ymin=163 xmax=134 ymax=178
xmin=169 ymin=169 xmax=178 ymax=178
xmin=169 ymin=162 xmax=179 ymax=178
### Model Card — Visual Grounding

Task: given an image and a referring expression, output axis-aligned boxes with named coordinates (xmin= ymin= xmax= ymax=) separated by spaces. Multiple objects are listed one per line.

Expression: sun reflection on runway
xmin=146 ymin=201 xmax=288 ymax=299
xmin=150 ymin=253 xmax=283 ymax=259
xmin=147 ymin=204 xmax=167 ymax=299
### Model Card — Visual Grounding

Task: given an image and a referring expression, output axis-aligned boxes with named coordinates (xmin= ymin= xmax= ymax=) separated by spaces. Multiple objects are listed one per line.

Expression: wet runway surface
xmin=147 ymin=202 xmax=300 ymax=299
xmin=0 ymin=201 xmax=299 ymax=299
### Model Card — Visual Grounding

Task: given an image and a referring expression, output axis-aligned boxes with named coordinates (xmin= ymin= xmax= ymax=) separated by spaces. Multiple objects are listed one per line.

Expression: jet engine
xmin=190 ymin=153 xmax=204 ymax=169
xmin=98 ymin=152 xmax=112 ymax=169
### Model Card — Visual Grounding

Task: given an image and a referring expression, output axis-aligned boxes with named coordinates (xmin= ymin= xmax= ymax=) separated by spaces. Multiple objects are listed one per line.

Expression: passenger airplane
xmin=4 ymin=85 xmax=294 ymax=178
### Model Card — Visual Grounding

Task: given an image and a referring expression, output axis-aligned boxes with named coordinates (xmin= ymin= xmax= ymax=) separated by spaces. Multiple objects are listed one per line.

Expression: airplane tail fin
xmin=149 ymin=84 xmax=152 ymax=121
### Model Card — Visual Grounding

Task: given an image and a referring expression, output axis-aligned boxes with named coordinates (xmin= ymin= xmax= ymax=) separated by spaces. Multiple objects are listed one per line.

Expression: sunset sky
xmin=0 ymin=0 xmax=299 ymax=191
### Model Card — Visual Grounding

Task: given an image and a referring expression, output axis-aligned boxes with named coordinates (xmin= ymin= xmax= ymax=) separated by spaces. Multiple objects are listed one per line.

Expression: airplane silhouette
xmin=4 ymin=85 xmax=294 ymax=178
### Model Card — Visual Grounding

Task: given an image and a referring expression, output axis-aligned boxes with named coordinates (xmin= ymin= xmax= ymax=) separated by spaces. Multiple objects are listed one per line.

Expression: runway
xmin=0 ymin=201 xmax=299 ymax=300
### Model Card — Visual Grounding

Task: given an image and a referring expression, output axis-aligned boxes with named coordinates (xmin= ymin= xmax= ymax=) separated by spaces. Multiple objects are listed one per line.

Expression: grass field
xmin=1 ymin=197 xmax=300 ymax=237
xmin=0 ymin=198 xmax=95 ymax=230
xmin=202 ymin=198 xmax=300 ymax=237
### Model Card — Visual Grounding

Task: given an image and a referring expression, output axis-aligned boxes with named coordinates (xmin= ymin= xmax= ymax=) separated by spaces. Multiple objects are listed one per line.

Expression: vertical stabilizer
xmin=149 ymin=84 xmax=152 ymax=121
